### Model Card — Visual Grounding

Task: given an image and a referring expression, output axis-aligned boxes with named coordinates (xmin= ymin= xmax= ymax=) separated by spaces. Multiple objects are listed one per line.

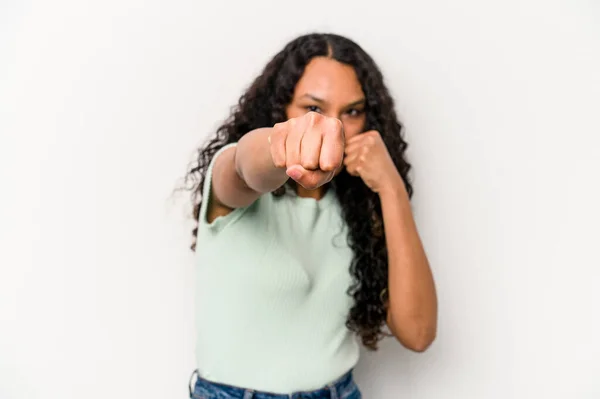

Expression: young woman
xmin=183 ymin=33 xmax=437 ymax=399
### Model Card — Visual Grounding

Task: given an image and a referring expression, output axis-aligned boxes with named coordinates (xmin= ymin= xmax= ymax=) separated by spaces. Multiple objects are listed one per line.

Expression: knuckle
xmin=307 ymin=111 xmax=322 ymax=124
xmin=330 ymin=117 xmax=343 ymax=130
xmin=321 ymin=163 xmax=333 ymax=171
xmin=323 ymin=117 xmax=341 ymax=131
xmin=278 ymin=121 xmax=290 ymax=131
xmin=321 ymin=159 xmax=338 ymax=171
xmin=272 ymin=126 xmax=284 ymax=139
xmin=273 ymin=158 xmax=286 ymax=168
xmin=302 ymin=158 xmax=319 ymax=170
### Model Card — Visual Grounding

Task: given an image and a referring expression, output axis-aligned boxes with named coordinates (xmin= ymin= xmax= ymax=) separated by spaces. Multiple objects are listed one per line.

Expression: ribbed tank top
xmin=194 ymin=144 xmax=359 ymax=393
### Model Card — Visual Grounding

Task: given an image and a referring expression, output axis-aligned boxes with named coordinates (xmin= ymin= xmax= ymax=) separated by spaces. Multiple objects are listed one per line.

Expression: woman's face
xmin=286 ymin=57 xmax=367 ymax=141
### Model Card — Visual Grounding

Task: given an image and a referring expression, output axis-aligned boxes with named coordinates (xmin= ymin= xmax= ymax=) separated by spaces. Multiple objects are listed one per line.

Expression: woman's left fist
xmin=343 ymin=130 xmax=401 ymax=193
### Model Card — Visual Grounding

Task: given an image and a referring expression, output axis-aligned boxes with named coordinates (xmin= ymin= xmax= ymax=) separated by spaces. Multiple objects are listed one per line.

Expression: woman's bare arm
xmin=206 ymin=112 xmax=344 ymax=223
xmin=206 ymin=127 xmax=288 ymax=222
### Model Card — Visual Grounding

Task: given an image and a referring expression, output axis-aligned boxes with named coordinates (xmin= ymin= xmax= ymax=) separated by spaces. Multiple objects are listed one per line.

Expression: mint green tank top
xmin=194 ymin=144 xmax=359 ymax=393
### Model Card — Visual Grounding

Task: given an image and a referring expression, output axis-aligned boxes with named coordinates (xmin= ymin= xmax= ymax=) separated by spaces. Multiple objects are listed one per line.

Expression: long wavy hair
xmin=183 ymin=33 xmax=413 ymax=349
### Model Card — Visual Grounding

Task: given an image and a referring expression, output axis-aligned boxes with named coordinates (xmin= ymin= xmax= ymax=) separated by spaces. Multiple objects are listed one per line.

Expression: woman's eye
xmin=346 ymin=108 xmax=362 ymax=117
xmin=306 ymin=105 xmax=321 ymax=113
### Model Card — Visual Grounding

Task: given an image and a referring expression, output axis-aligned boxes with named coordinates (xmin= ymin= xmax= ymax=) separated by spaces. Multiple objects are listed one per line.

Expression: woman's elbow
xmin=403 ymin=330 xmax=436 ymax=352
xmin=392 ymin=321 xmax=437 ymax=352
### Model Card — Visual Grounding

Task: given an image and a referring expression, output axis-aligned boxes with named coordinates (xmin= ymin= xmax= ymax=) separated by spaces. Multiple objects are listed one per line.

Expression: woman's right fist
xmin=269 ymin=112 xmax=345 ymax=190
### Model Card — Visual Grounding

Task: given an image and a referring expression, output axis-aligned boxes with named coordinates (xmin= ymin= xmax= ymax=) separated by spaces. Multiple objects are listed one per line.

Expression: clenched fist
xmin=344 ymin=130 xmax=401 ymax=193
xmin=269 ymin=112 xmax=345 ymax=190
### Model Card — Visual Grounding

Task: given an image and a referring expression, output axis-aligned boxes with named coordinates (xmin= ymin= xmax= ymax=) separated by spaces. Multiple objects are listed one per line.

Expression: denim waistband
xmin=189 ymin=369 xmax=356 ymax=399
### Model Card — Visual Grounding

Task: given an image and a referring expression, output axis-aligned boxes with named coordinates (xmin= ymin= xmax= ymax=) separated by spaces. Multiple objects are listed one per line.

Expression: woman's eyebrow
xmin=299 ymin=94 xmax=326 ymax=104
xmin=344 ymin=98 xmax=366 ymax=108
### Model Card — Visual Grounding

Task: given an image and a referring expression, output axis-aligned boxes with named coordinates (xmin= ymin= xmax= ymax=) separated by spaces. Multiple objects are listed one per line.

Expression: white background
xmin=1 ymin=0 xmax=599 ymax=398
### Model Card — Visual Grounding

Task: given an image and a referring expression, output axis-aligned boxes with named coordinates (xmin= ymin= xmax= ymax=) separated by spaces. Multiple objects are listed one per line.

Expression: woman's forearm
xmin=211 ymin=127 xmax=288 ymax=209
xmin=380 ymin=176 xmax=438 ymax=352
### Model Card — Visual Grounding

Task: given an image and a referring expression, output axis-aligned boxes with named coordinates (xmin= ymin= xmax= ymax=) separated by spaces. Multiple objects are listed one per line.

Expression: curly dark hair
xmin=183 ymin=33 xmax=413 ymax=350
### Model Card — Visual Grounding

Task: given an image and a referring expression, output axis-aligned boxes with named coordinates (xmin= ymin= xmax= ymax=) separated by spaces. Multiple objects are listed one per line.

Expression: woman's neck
xmin=296 ymin=185 xmax=328 ymax=200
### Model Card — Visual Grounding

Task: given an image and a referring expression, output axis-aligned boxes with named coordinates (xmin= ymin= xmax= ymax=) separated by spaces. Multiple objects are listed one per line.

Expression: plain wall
xmin=1 ymin=0 xmax=599 ymax=398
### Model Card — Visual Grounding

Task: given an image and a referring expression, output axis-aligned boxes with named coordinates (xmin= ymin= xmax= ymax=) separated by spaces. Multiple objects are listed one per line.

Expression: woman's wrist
xmin=236 ymin=127 xmax=288 ymax=194
xmin=378 ymin=171 xmax=409 ymax=202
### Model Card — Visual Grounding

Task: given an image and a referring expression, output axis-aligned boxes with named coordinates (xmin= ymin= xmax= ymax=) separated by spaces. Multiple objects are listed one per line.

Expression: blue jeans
xmin=189 ymin=369 xmax=361 ymax=399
